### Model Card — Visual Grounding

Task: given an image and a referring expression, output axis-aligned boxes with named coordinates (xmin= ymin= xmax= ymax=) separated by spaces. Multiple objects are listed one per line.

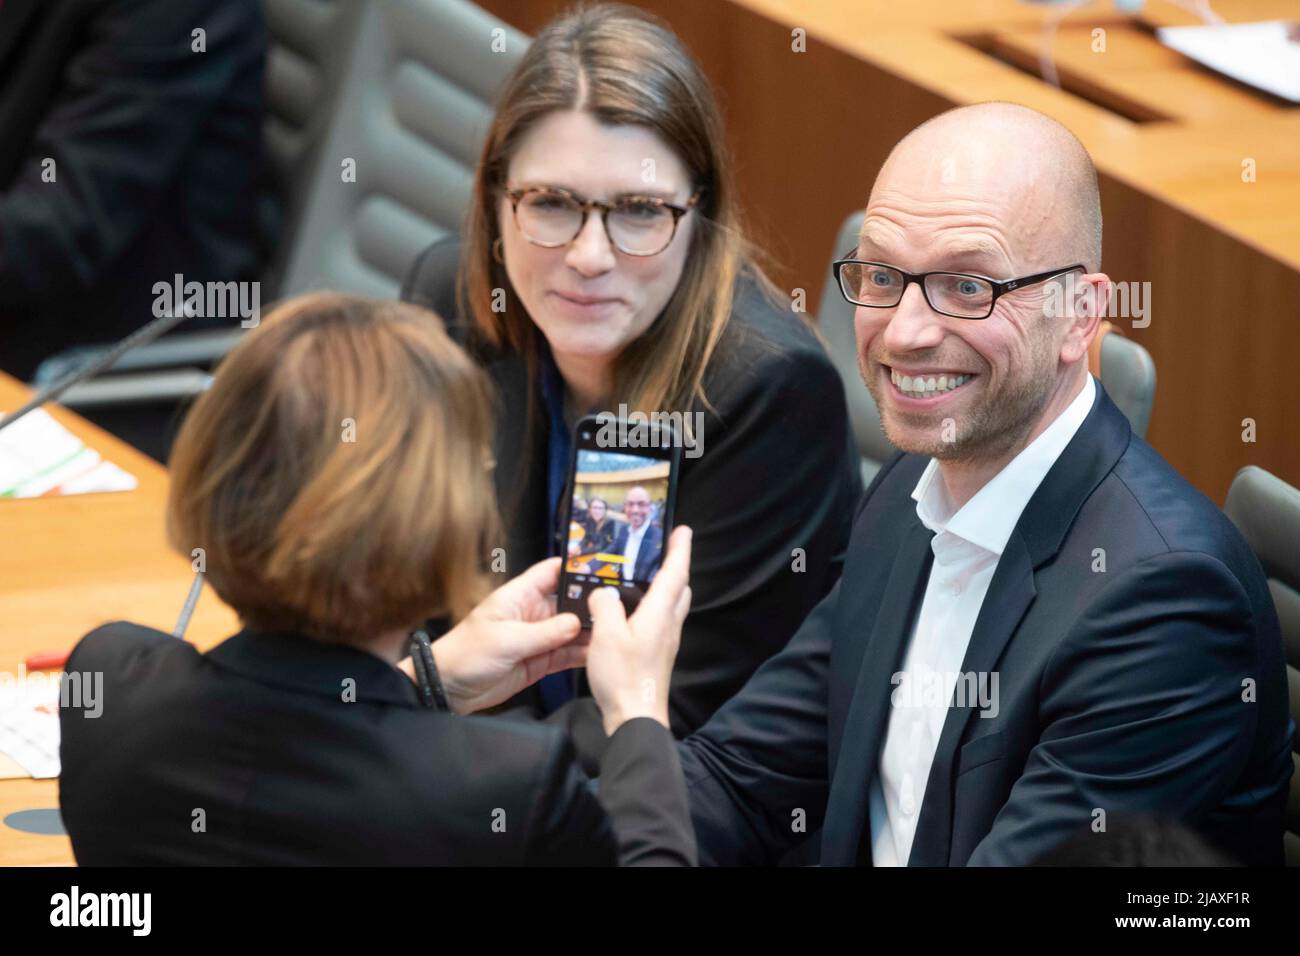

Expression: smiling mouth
xmin=887 ymin=366 xmax=976 ymax=401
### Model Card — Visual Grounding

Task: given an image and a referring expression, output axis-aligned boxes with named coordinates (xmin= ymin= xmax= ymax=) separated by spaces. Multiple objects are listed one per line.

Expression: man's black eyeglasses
xmin=832 ymin=253 xmax=1085 ymax=320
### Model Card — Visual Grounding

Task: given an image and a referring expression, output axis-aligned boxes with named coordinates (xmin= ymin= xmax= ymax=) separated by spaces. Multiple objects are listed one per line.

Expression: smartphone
xmin=556 ymin=414 xmax=682 ymax=626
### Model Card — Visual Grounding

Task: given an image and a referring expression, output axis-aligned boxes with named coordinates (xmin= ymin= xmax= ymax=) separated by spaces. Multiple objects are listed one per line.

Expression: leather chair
xmin=1224 ymin=465 xmax=1300 ymax=866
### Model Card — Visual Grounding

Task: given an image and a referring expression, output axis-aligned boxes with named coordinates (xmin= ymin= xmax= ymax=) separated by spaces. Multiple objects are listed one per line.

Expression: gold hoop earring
xmin=492 ymin=238 xmax=504 ymax=264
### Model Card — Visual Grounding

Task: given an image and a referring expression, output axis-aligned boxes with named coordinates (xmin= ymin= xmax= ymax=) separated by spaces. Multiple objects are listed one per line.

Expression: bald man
xmin=611 ymin=486 xmax=664 ymax=582
xmin=672 ymin=103 xmax=1293 ymax=866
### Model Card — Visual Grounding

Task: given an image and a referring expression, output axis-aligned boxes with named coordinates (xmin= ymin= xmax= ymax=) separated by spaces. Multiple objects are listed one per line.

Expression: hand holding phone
xmin=409 ymin=557 xmax=584 ymax=714
xmin=585 ymin=526 xmax=693 ymax=735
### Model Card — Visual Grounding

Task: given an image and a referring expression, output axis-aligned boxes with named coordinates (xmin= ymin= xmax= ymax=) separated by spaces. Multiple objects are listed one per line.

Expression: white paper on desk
xmin=0 ymin=407 xmax=137 ymax=498
xmin=1157 ymin=21 xmax=1300 ymax=104
xmin=0 ymin=678 xmax=60 ymax=779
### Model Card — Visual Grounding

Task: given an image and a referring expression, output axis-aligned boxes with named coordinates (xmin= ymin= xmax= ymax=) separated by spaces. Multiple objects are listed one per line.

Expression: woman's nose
xmin=565 ymin=210 xmax=617 ymax=276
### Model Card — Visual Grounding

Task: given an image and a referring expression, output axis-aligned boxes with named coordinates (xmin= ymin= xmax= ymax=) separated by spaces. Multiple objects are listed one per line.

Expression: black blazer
xmin=679 ymin=385 xmax=1295 ymax=866
xmin=0 ymin=0 xmax=265 ymax=380
xmin=58 ymin=623 xmax=696 ymax=866
xmin=401 ymin=238 xmax=863 ymax=735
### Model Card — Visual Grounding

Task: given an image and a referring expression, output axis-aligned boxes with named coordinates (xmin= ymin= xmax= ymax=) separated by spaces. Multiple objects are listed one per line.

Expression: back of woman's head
xmin=166 ymin=293 xmax=497 ymax=643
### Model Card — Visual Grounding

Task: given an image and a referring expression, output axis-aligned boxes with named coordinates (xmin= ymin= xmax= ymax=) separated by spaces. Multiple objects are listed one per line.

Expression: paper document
xmin=0 ymin=677 xmax=60 ymax=779
xmin=1157 ymin=20 xmax=1300 ymax=104
xmin=0 ymin=408 xmax=137 ymax=498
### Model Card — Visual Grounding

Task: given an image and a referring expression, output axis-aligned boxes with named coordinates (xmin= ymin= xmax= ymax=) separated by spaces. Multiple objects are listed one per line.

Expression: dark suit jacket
xmin=0 ymin=0 xmax=265 ymax=379
xmin=401 ymin=238 xmax=863 ymax=735
xmin=680 ymin=385 xmax=1295 ymax=866
xmin=58 ymin=622 xmax=695 ymax=865
xmin=610 ymin=520 xmax=663 ymax=582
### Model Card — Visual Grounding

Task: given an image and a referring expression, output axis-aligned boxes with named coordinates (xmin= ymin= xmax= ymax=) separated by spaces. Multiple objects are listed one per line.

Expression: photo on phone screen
xmin=557 ymin=416 xmax=680 ymax=626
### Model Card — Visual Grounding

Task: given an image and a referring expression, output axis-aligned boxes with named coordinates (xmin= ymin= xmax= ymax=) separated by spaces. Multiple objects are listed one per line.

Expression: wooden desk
xmin=480 ymin=0 xmax=1300 ymax=502
xmin=0 ymin=373 xmax=238 ymax=865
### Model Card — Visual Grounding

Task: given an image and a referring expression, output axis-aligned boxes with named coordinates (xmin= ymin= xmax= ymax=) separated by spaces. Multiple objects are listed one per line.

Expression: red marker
xmin=25 ymin=650 xmax=71 ymax=671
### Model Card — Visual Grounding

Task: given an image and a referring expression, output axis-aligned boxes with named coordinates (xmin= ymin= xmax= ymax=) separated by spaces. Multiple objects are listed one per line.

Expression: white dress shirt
xmin=869 ymin=374 xmax=1096 ymax=866
xmin=621 ymin=521 xmax=648 ymax=581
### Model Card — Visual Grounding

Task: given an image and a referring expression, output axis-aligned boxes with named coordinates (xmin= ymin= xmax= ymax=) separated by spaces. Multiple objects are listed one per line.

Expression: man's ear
xmin=1061 ymin=272 xmax=1109 ymax=364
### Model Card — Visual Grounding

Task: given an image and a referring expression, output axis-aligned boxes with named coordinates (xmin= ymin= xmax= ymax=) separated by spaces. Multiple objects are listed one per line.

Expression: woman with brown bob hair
xmin=58 ymin=293 xmax=696 ymax=865
xmin=402 ymin=3 xmax=862 ymax=735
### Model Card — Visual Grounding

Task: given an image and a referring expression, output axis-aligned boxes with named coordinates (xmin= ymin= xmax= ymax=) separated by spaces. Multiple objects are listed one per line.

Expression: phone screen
xmin=556 ymin=415 xmax=681 ymax=626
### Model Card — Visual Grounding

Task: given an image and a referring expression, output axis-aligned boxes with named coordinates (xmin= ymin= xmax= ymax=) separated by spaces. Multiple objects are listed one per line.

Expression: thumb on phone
xmin=587 ymin=585 xmax=628 ymax=637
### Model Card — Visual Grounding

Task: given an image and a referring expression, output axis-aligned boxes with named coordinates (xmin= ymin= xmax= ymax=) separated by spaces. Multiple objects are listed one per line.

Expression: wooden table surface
xmin=0 ymin=373 xmax=238 ymax=865
xmin=726 ymin=0 xmax=1300 ymax=268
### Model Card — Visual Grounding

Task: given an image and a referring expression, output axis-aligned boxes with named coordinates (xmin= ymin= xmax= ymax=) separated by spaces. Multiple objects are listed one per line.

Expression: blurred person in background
xmin=0 ymin=0 xmax=265 ymax=381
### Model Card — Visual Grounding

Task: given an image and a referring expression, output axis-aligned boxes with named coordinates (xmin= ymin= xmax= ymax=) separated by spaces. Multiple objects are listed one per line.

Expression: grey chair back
xmin=1224 ymin=465 xmax=1300 ymax=866
xmin=260 ymin=0 xmax=367 ymax=296
xmin=278 ymin=0 xmax=528 ymax=299
xmin=816 ymin=212 xmax=894 ymax=485
xmin=817 ymin=210 xmax=1158 ymax=481
xmin=1095 ymin=318 xmax=1156 ymax=438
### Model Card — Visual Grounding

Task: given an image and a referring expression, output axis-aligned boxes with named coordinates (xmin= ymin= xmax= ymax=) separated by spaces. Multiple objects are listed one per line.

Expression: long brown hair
xmin=459 ymin=3 xmax=776 ymax=429
xmin=167 ymin=294 xmax=499 ymax=642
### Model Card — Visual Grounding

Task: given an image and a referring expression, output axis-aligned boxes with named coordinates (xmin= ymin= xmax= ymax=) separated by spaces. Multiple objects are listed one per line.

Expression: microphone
xmin=0 ymin=305 xmax=200 ymax=433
